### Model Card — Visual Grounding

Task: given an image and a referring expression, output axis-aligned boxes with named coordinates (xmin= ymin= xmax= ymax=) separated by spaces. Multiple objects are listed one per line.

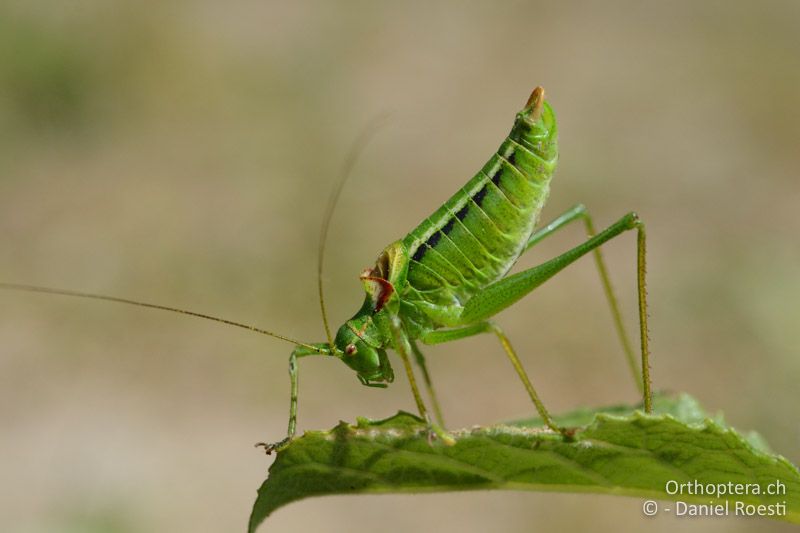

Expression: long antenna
xmin=0 ymin=282 xmax=321 ymax=352
xmin=317 ymin=114 xmax=389 ymax=351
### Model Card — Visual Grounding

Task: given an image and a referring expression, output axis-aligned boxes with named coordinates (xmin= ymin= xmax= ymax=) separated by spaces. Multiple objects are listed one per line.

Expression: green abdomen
xmin=400 ymin=106 xmax=558 ymax=328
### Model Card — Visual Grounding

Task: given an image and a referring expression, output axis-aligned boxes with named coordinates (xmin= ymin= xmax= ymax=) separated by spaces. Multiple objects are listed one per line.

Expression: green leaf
xmin=249 ymin=394 xmax=800 ymax=532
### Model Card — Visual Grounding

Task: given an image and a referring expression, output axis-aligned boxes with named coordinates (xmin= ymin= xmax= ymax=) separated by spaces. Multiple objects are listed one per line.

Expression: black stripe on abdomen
xmin=473 ymin=184 xmax=488 ymax=206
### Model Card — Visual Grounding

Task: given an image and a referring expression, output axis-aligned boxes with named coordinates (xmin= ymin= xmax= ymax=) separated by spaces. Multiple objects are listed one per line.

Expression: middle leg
xmin=410 ymin=339 xmax=446 ymax=427
xmin=422 ymin=322 xmax=562 ymax=434
xmin=388 ymin=314 xmax=454 ymax=444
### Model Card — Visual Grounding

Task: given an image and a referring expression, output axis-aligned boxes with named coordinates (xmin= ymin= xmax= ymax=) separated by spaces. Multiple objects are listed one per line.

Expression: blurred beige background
xmin=1 ymin=1 xmax=798 ymax=532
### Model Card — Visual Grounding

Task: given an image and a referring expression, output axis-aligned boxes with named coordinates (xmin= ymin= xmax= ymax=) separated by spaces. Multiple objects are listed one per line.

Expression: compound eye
xmin=345 ymin=343 xmax=358 ymax=356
